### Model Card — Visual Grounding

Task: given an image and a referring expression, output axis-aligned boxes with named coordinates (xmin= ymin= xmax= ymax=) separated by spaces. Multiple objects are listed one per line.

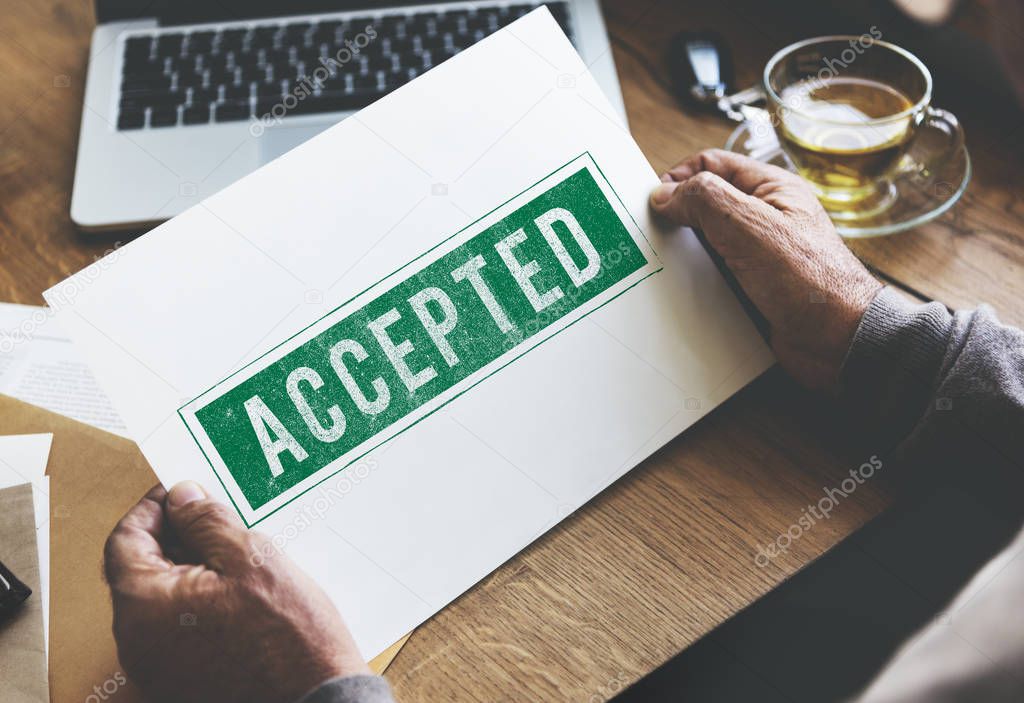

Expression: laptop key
xmin=318 ymin=75 xmax=349 ymax=94
xmin=266 ymin=48 xmax=292 ymax=67
xmin=435 ymin=14 xmax=460 ymax=34
xmin=361 ymin=39 xmax=387 ymax=59
xmin=481 ymin=10 xmax=501 ymax=31
xmin=257 ymin=81 xmax=284 ymax=99
xmin=121 ymin=64 xmax=167 ymax=81
xmin=419 ymin=33 xmax=447 ymax=52
xmin=220 ymin=29 xmax=248 ymax=51
xmin=122 ymin=55 xmax=164 ymax=76
xmin=352 ymin=72 xmax=377 ymax=91
xmin=163 ymin=89 xmax=188 ymax=107
xmin=187 ymin=31 xmax=216 ymax=54
xmin=117 ymin=108 xmax=145 ymax=130
xmin=165 ymin=54 xmax=193 ymax=73
xmin=284 ymin=23 xmax=312 ymax=45
xmin=189 ymin=86 xmax=219 ymax=105
xmin=156 ymin=34 xmax=184 ymax=57
xmin=239 ymin=63 xmax=267 ymax=83
xmin=182 ymin=104 xmax=211 ymax=124
xmin=121 ymin=74 xmax=171 ymax=92
xmin=407 ymin=14 xmax=432 ymax=34
xmin=365 ymin=53 xmax=391 ymax=74
xmin=208 ymin=52 xmax=232 ymax=75
xmin=124 ymin=36 xmax=153 ymax=59
xmin=149 ymin=105 xmax=179 ymax=127
xmin=295 ymin=49 xmax=323 ymax=68
xmin=176 ymin=70 xmax=205 ymax=88
xmin=252 ymin=28 xmax=277 ymax=47
xmin=388 ymin=37 xmax=415 ymax=55
xmin=235 ymin=48 xmax=262 ymax=67
xmin=313 ymin=23 xmax=341 ymax=44
xmin=214 ymin=101 xmax=252 ymax=122
xmin=121 ymin=92 xmax=183 ymax=111
xmin=223 ymin=83 xmax=252 ymax=102
xmin=385 ymin=67 xmax=412 ymax=89
xmin=255 ymin=98 xmax=281 ymax=118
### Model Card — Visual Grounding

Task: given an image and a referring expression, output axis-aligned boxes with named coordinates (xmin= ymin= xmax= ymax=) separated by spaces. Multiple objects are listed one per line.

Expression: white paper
xmin=0 ymin=432 xmax=54 ymax=651
xmin=0 ymin=303 xmax=127 ymax=436
xmin=46 ymin=9 xmax=773 ymax=659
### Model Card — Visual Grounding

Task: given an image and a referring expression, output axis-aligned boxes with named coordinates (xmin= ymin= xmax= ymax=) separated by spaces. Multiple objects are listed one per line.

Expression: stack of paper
xmin=0 ymin=433 xmax=53 ymax=650
xmin=0 ymin=433 xmax=53 ymax=703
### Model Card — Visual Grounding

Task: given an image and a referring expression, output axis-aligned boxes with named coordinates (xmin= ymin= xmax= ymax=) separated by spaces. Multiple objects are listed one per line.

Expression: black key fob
xmin=0 ymin=558 xmax=32 ymax=619
xmin=668 ymin=31 xmax=735 ymax=110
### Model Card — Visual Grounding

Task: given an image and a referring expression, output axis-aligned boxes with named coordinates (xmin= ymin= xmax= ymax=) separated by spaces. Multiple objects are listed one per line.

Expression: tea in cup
xmin=763 ymin=36 xmax=963 ymax=220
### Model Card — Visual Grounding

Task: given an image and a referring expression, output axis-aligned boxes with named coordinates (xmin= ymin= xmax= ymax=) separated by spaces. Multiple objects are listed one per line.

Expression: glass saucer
xmin=724 ymin=116 xmax=971 ymax=238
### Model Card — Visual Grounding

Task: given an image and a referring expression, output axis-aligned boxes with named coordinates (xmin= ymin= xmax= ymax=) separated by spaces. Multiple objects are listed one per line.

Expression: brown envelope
xmin=0 ymin=483 xmax=49 ymax=703
xmin=0 ymin=394 xmax=408 ymax=703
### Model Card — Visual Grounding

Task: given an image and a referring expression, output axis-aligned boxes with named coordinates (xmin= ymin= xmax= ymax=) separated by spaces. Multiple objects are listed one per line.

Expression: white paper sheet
xmin=0 ymin=303 xmax=127 ymax=436
xmin=46 ymin=9 xmax=774 ymax=658
xmin=0 ymin=433 xmax=54 ymax=651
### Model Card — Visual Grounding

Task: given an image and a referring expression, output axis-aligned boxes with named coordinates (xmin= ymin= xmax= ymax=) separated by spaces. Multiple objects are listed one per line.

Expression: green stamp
xmin=179 ymin=153 xmax=660 ymax=526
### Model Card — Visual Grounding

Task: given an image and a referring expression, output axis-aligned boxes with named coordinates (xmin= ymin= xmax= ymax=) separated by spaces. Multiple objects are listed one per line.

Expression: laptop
xmin=72 ymin=1 xmax=627 ymax=231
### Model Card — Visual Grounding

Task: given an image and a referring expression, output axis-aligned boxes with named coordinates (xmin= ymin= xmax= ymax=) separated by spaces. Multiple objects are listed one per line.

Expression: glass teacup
xmin=763 ymin=36 xmax=963 ymax=220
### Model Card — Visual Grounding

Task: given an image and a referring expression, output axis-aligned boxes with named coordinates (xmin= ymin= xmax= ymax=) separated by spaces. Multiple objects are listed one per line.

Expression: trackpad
xmin=258 ymin=122 xmax=337 ymax=164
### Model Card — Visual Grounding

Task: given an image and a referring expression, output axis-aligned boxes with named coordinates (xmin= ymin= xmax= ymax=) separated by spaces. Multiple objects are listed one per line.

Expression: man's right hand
xmin=650 ymin=149 xmax=882 ymax=391
xmin=104 ymin=482 xmax=370 ymax=703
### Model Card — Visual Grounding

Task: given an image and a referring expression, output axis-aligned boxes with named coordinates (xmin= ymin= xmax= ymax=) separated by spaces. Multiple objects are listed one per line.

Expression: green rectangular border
xmin=177 ymin=151 xmax=662 ymax=527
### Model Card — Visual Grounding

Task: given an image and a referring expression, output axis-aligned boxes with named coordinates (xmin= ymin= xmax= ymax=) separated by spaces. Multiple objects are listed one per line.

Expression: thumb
xmin=165 ymin=481 xmax=252 ymax=574
xmin=649 ymin=171 xmax=755 ymax=232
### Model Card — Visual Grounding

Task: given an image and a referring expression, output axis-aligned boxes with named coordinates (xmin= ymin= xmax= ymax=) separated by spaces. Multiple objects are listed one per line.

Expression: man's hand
xmin=104 ymin=482 xmax=369 ymax=703
xmin=650 ymin=149 xmax=882 ymax=391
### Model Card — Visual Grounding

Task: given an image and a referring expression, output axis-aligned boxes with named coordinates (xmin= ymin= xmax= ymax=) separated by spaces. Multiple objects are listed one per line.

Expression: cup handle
xmin=899 ymin=106 xmax=964 ymax=178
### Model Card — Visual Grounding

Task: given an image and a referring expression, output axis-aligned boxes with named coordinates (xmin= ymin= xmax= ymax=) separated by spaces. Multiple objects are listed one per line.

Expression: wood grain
xmin=387 ymin=370 xmax=891 ymax=701
xmin=0 ymin=0 xmax=117 ymax=305
xmin=1 ymin=0 xmax=1019 ymax=701
xmin=602 ymin=0 xmax=1024 ymax=327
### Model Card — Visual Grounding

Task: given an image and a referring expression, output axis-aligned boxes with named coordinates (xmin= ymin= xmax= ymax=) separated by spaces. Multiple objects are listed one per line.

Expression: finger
xmin=164 ymin=481 xmax=252 ymax=574
xmin=662 ymin=149 xmax=800 ymax=196
xmin=650 ymin=170 xmax=770 ymax=233
xmin=104 ymin=484 xmax=174 ymax=591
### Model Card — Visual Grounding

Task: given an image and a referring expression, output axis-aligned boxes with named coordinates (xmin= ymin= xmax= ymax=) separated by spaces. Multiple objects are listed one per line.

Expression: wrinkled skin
xmin=650 ymin=149 xmax=882 ymax=391
xmin=104 ymin=482 xmax=369 ymax=703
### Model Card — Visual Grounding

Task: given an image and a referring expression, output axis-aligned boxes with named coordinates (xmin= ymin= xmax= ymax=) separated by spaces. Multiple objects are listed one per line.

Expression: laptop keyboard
xmin=117 ymin=2 xmax=572 ymax=130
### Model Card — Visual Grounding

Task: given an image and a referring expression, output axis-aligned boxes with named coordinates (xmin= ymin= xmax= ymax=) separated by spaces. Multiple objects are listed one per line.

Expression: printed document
xmin=0 ymin=303 xmax=127 ymax=436
xmin=47 ymin=9 xmax=773 ymax=658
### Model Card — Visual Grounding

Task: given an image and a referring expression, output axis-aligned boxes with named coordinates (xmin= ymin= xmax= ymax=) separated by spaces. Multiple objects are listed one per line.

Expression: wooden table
xmin=2 ymin=1 xmax=1020 ymax=701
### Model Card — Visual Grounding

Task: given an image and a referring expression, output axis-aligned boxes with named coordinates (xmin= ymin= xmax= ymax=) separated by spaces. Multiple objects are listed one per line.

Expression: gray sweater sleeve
xmin=841 ymin=287 xmax=1024 ymax=702
xmin=297 ymin=675 xmax=396 ymax=703
xmin=840 ymin=286 xmax=1024 ymax=473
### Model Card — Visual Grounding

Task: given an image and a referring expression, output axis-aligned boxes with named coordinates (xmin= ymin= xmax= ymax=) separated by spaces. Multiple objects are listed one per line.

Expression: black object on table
xmin=667 ymin=31 xmax=735 ymax=111
xmin=0 ymin=558 xmax=32 ymax=619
